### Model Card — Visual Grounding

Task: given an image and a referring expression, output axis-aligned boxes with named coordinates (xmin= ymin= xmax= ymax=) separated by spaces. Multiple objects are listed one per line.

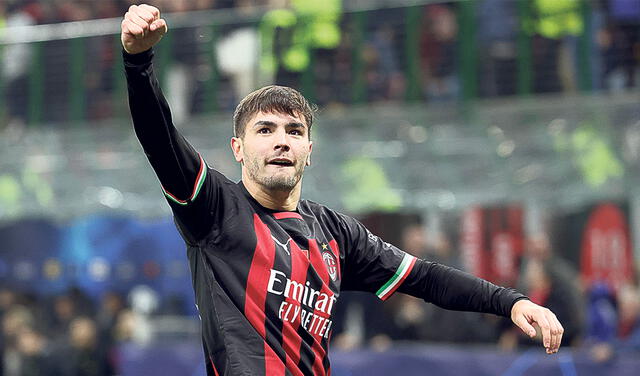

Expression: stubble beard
xmin=246 ymin=157 xmax=304 ymax=192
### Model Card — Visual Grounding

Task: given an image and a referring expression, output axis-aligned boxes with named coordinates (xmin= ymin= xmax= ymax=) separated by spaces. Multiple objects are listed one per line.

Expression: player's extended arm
xmin=340 ymin=216 xmax=564 ymax=354
xmin=121 ymin=4 xmax=204 ymax=204
xmin=401 ymin=261 xmax=563 ymax=354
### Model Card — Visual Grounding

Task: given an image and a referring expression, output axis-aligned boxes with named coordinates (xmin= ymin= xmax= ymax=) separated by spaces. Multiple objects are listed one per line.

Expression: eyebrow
xmin=253 ymin=120 xmax=306 ymax=129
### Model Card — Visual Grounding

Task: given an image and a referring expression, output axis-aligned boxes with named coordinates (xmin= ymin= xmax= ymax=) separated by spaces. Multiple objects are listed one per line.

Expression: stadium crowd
xmin=1 ymin=224 xmax=639 ymax=375
xmin=1 ymin=287 xmax=123 ymax=375
xmin=1 ymin=0 xmax=639 ymax=126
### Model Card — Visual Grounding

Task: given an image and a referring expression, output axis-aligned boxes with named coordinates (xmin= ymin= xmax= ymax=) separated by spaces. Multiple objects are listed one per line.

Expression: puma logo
xmin=271 ymin=235 xmax=292 ymax=255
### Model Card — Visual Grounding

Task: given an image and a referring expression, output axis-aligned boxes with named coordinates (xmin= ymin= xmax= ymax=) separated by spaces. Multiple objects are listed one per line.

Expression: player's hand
xmin=510 ymin=299 xmax=564 ymax=354
xmin=121 ymin=4 xmax=168 ymax=55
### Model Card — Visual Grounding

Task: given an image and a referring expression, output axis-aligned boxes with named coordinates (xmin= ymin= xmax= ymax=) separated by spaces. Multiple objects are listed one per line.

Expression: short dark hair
xmin=233 ymin=85 xmax=316 ymax=138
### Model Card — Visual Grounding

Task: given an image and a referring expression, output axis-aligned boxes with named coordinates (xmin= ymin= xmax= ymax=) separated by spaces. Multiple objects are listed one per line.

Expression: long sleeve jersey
xmin=124 ymin=48 xmax=527 ymax=376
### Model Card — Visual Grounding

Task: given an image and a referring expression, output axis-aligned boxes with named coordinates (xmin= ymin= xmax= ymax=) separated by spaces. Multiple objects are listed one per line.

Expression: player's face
xmin=231 ymin=111 xmax=312 ymax=192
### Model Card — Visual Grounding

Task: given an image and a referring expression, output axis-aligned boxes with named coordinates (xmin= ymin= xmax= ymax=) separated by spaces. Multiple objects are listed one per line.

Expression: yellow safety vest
xmin=533 ymin=0 xmax=583 ymax=39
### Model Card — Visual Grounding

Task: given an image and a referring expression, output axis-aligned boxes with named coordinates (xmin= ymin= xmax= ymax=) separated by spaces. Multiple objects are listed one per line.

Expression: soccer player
xmin=121 ymin=4 xmax=564 ymax=375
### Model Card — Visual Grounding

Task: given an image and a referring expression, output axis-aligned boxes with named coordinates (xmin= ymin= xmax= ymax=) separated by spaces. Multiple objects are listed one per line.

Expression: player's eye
xmin=289 ymin=129 xmax=303 ymax=136
xmin=258 ymin=127 xmax=271 ymax=134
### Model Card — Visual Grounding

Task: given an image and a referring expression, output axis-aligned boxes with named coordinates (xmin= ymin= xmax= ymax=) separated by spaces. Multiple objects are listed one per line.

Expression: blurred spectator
xmin=83 ymin=1 xmax=123 ymax=121
xmin=2 ymin=305 xmax=35 ymax=376
xmin=525 ymin=232 xmax=582 ymax=291
xmin=112 ymin=309 xmax=137 ymax=343
xmin=312 ymin=19 xmax=352 ymax=107
xmin=53 ymin=317 xmax=115 ymax=376
xmin=528 ymin=0 xmax=583 ymax=94
xmin=420 ymin=3 xmax=459 ymax=101
xmin=586 ymin=282 xmax=640 ymax=363
xmin=48 ymin=294 xmax=78 ymax=341
xmin=96 ymin=292 xmax=125 ymax=349
xmin=1 ymin=1 xmax=37 ymax=131
xmin=2 ymin=306 xmax=34 ymax=345
xmin=14 ymin=326 xmax=53 ymax=376
xmin=0 ymin=289 xmax=16 ymax=317
xmin=585 ymin=282 xmax=618 ymax=362
xmin=363 ymin=21 xmax=405 ymax=102
xmin=0 ymin=289 xmax=14 ymax=376
xmin=616 ymin=283 xmax=640 ymax=351
xmin=601 ymin=0 xmax=640 ymax=90
xmin=476 ymin=0 xmax=518 ymax=97
xmin=46 ymin=288 xmax=93 ymax=343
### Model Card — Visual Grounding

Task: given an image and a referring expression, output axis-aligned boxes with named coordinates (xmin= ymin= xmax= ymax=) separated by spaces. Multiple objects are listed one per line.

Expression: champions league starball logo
xmin=322 ymin=251 xmax=337 ymax=281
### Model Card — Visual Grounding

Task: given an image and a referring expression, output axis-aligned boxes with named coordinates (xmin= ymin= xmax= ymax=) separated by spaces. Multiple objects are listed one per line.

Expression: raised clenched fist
xmin=121 ymin=4 xmax=168 ymax=55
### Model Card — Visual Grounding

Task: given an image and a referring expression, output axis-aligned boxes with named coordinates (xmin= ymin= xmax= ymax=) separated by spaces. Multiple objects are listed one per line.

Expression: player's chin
xmin=263 ymin=166 xmax=302 ymax=183
xmin=263 ymin=178 xmax=298 ymax=192
xmin=267 ymin=169 xmax=294 ymax=180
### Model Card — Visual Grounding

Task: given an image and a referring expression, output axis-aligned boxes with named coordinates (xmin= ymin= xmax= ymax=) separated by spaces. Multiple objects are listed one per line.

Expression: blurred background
xmin=0 ymin=0 xmax=639 ymax=375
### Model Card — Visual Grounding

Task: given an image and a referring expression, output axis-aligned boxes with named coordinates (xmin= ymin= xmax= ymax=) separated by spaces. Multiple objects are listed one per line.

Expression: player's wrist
xmin=122 ymin=47 xmax=154 ymax=65
xmin=510 ymin=297 xmax=531 ymax=316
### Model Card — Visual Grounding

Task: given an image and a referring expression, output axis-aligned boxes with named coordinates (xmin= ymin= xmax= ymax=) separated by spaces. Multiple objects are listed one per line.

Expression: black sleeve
xmin=339 ymin=214 xmax=527 ymax=318
xmin=399 ymin=260 xmax=528 ymax=317
xmin=123 ymin=48 xmax=221 ymax=242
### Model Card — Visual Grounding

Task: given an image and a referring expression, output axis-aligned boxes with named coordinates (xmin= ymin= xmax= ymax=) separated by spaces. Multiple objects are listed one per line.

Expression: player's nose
xmin=273 ymin=128 xmax=290 ymax=151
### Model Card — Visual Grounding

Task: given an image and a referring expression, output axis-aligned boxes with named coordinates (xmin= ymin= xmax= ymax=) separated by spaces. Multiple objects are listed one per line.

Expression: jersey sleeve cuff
xmin=123 ymin=48 xmax=154 ymax=66
xmin=375 ymin=253 xmax=417 ymax=301
xmin=508 ymin=296 xmax=530 ymax=314
xmin=162 ymin=153 xmax=207 ymax=206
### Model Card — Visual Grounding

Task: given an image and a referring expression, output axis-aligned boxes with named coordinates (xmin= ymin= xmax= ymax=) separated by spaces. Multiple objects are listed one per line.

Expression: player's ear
xmin=306 ymin=141 xmax=313 ymax=166
xmin=230 ymin=137 xmax=243 ymax=163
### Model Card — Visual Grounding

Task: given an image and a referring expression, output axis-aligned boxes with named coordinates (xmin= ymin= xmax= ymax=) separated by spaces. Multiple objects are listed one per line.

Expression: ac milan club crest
xmin=322 ymin=251 xmax=338 ymax=281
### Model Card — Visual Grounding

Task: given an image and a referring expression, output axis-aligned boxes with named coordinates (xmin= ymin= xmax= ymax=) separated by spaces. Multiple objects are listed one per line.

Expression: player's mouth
xmin=267 ymin=158 xmax=294 ymax=167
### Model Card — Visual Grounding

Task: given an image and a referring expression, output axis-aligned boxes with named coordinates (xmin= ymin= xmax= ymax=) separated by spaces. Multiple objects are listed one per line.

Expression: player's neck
xmin=243 ymin=177 xmax=301 ymax=212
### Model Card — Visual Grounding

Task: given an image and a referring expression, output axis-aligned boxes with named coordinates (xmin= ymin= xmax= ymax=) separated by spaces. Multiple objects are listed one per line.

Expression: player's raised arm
xmin=122 ymin=4 xmax=215 ymax=241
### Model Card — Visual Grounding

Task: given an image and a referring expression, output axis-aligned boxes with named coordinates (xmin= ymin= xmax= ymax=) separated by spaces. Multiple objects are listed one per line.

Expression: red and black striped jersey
xmin=124 ymin=48 xmax=527 ymax=376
